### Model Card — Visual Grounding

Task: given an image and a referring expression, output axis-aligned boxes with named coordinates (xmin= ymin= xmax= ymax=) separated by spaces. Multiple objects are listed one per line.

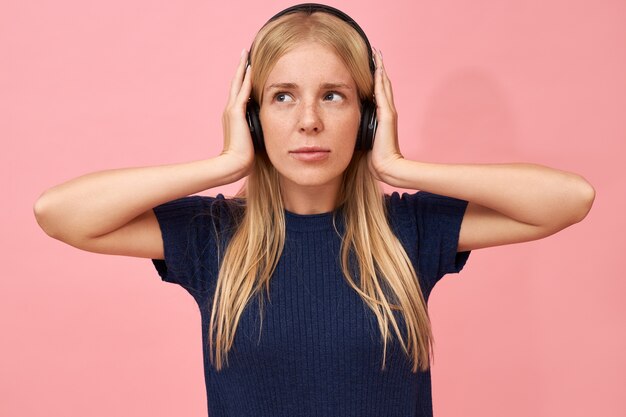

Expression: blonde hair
xmin=208 ymin=10 xmax=435 ymax=373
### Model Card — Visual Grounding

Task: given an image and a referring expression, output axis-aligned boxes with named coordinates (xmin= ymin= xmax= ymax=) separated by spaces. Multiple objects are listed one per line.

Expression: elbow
xmin=540 ymin=175 xmax=595 ymax=235
xmin=33 ymin=192 xmax=50 ymax=235
xmin=569 ymin=174 xmax=596 ymax=225
xmin=33 ymin=191 xmax=60 ymax=239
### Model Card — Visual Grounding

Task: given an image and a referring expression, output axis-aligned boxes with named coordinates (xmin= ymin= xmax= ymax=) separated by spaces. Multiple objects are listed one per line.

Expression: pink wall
xmin=3 ymin=0 xmax=624 ymax=416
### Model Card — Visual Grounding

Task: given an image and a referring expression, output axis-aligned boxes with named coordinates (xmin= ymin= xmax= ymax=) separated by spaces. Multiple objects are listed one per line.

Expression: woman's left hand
xmin=367 ymin=48 xmax=405 ymax=183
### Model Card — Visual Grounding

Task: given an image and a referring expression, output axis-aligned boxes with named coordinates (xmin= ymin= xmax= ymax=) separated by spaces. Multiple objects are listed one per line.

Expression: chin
xmin=279 ymin=170 xmax=344 ymax=189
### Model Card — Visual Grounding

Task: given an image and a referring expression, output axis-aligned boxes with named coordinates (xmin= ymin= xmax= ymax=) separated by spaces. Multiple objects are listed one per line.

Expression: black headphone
xmin=245 ymin=3 xmax=378 ymax=153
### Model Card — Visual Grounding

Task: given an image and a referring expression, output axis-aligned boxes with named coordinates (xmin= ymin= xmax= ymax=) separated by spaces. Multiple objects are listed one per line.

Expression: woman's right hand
xmin=220 ymin=49 xmax=256 ymax=179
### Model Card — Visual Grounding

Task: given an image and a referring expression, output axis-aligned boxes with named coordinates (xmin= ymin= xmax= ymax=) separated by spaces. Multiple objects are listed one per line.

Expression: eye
xmin=324 ymin=91 xmax=344 ymax=102
xmin=274 ymin=93 xmax=294 ymax=103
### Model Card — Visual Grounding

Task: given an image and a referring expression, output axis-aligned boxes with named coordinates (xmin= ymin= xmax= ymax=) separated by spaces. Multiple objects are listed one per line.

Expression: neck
xmin=279 ymin=177 xmax=341 ymax=215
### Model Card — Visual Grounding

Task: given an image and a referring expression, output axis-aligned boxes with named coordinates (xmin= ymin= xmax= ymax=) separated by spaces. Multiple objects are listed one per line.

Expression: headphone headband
xmin=253 ymin=3 xmax=375 ymax=74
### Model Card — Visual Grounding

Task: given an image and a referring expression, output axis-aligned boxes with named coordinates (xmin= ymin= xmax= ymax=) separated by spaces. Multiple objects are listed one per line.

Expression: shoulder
xmin=193 ymin=193 xmax=246 ymax=234
xmin=384 ymin=190 xmax=469 ymax=222
xmin=199 ymin=193 xmax=245 ymax=219
xmin=152 ymin=193 xmax=246 ymax=238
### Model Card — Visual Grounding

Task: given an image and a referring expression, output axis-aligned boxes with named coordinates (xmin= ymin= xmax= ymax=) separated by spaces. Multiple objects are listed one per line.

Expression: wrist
xmin=216 ymin=153 xmax=253 ymax=180
xmin=378 ymin=156 xmax=411 ymax=188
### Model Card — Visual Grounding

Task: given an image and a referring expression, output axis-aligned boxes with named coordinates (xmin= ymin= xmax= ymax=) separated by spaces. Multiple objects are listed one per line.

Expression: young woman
xmin=33 ymin=4 xmax=595 ymax=417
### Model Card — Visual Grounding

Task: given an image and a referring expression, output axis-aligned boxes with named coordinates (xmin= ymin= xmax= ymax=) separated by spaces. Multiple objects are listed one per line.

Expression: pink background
xmin=3 ymin=0 xmax=624 ymax=416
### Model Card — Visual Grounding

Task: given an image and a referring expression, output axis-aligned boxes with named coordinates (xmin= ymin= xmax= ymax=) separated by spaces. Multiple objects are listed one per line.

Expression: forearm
xmin=385 ymin=159 xmax=595 ymax=227
xmin=34 ymin=155 xmax=245 ymax=240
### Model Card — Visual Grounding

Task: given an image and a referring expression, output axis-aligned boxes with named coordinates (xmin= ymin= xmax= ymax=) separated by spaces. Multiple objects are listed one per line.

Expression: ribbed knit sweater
xmin=151 ymin=191 xmax=470 ymax=417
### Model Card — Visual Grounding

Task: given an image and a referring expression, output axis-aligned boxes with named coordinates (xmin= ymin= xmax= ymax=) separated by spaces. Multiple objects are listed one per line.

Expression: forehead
xmin=264 ymin=41 xmax=355 ymax=87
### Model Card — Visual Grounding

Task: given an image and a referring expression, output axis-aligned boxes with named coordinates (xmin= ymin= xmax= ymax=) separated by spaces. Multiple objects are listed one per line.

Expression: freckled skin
xmin=259 ymin=41 xmax=361 ymax=213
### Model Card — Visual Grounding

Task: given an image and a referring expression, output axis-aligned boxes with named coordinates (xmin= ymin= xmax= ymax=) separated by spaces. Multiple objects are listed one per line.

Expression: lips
xmin=290 ymin=146 xmax=330 ymax=153
xmin=289 ymin=148 xmax=330 ymax=162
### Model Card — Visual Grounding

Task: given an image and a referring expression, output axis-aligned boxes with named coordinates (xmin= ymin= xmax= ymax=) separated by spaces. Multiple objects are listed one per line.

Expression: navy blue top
xmin=151 ymin=191 xmax=470 ymax=417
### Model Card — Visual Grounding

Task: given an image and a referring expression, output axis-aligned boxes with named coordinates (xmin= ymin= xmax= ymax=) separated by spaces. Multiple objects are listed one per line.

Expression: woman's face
xmin=259 ymin=41 xmax=360 ymax=194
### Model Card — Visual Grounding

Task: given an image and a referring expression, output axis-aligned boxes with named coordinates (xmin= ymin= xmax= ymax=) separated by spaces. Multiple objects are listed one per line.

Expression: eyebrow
xmin=265 ymin=82 xmax=353 ymax=92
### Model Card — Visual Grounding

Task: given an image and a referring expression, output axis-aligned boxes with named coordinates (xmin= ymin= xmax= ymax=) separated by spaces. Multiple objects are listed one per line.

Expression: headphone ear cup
xmin=246 ymin=99 xmax=264 ymax=153
xmin=357 ymin=100 xmax=377 ymax=150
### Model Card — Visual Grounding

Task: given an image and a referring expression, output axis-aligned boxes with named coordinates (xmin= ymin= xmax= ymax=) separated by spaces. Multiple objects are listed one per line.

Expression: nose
xmin=298 ymin=101 xmax=323 ymax=134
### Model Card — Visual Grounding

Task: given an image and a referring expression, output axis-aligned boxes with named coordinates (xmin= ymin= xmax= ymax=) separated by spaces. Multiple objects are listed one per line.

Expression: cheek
xmin=258 ymin=115 xmax=287 ymax=167
xmin=259 ymin=112 xmax=284 ymax=146
xmin=338 ymin=112 xmax=361 ymax=148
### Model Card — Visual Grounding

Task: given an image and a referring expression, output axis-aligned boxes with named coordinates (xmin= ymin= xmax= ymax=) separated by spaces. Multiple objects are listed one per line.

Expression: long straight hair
xmin=207 ymin=10 xmax=435 ymax=373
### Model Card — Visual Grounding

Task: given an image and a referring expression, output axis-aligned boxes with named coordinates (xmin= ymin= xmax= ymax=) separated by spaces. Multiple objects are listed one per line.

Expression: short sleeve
xmin=150 ymin=194 xmax=237 ymax=296
xmin=386 ymin=191 xmax=471 ymax=294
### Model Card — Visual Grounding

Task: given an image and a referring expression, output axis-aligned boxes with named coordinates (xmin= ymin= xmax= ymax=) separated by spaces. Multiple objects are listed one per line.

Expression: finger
xmin=228 ymin=49 xmax=249 ymax=106
xmin=373 ymin=49 xmax=391 ymax=115
xmin=382 ymin=68 xmax=396 ymax=113
xmin=372 ymin=47 xmax=382 ymax=76
xmin=235 ymin=64 xmax=253 ymax=109
xmin=378 ymin=50 xmax=396 ymax=112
